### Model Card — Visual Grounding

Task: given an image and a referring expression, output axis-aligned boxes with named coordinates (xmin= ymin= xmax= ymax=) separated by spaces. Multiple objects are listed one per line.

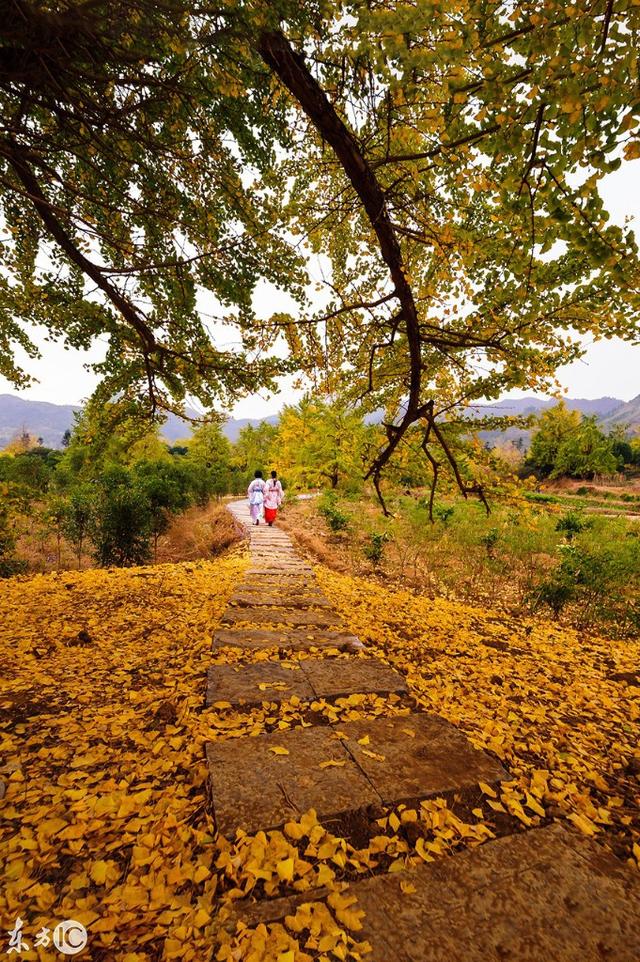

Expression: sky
xmin=1 ymin=163 xmax=639 ymax=416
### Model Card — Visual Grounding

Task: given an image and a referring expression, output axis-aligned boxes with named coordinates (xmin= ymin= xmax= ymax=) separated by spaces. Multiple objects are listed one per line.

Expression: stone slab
xmin=222 ymin=608 xmax=343 ymax=627
xmin=213 ymin=628 xmax=363 ymax=652
xmin=343 ymin=714 xmax=507 ymax=804
xmin=206 ymin=726 xmax=380 ymax=835
xmin=230 ymin=592 xmax=331 ymax=608
xmin=304 ymin=657 xmax=407 ymax=699
xmin=206 ymin=656 xmax=406 ymax=707
xmin=353 ymin=824 xmax=640 ymax=962
xmin=227 ymin=824 xmax=640 ymax=962
xmin=206 ymin=662 xmax=315 ymax=706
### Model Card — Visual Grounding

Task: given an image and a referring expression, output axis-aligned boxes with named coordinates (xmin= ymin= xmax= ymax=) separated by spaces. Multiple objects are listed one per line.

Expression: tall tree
xmin=527 ymin=402 xmax=582 ymax=476
xmin=278 ymin=396 xmax=374 ymax=489
xmin=2 ymin=1 xmax=640 ymax=510
xmin=251 ymin=1 xmax=640 ymax=509
xmin=0 ymin=0 xmax=302 ymax=413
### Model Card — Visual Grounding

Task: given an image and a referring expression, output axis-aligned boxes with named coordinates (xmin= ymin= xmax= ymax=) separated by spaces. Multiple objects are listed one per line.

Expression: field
xmin=280 ymin=488 xmax=640 ymax=636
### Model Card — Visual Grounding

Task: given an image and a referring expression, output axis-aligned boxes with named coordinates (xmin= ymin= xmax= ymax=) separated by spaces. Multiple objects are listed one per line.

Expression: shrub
xmin=480 ymin=527 xmax=499 ymax=557
xmin=62 ymin=486 xmax=95 ymax=568
xmin=0 ymin=506 xmax=26 ymax=578
xmin=92 ymin=485 xmax=153 ymax=567
xmin=555 ymin=509 xmax=591 ymax=541
xmin=363 ymin=532 xmax=390 ymax=565
xmin=319 ymin=492 xmax=349 ymax=532
xmin=433 ymin=504 xmax=455 ymax=526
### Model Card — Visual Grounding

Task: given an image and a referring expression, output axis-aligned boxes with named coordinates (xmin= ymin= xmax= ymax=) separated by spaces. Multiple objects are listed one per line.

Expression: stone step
xmin=206 ymin=713 xmax=506 ymax=836
xmin=207 ymin=660 xmax=315 ymax=706
xmin=213 ymin=628 xmax=364 ymax=652
xmin=221 ymin=608 xmax=343 ymax=628
xmin=245 ymin=569 xmax=315 ymax=580
xmin=228 ymin=824 xmax=640 ymax=962
xmin=230 ymin=592 xmax=331 ymax=608
xmin=207 ymin=656 xmax=407 ymax=707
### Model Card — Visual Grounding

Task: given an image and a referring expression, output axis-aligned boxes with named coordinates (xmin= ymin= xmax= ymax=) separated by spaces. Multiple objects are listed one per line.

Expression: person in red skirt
xmin=263 ymin=471 xmax=284 ymax=526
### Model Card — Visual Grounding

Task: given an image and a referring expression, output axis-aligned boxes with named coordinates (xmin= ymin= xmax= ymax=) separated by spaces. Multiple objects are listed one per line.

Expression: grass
xmin=282 ymin=491 xmax=640 ymax=636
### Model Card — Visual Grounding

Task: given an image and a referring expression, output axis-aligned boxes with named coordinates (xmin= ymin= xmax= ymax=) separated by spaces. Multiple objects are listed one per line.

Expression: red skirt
xmin=264 ymin=507 xmax=278 ymax=523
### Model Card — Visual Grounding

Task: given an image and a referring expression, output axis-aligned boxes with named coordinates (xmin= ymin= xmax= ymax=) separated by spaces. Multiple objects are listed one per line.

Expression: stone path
xmin=207 ymin=500 xmax=640 ymax=961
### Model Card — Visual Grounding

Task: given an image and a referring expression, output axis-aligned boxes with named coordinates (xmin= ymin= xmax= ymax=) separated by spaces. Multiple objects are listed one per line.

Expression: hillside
xmin=601 ymin=393 xmax=640 ymax=434
xmin=1 ymin=392 xmax=636 ymax=452
xmin=0 ymin=394 xmax=278 ymax=449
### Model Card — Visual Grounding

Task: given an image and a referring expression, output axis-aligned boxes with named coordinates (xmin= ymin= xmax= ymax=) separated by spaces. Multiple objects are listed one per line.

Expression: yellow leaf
xmin=269 ymin=746 xmax=290 ymax=756
xmin=478 ymin=781 xmax=497 ymax=798
xmin=277 ymin=857 xmax=295 ymax=881
xmin=568 ymin=812 xmax=598 ymax=837
xmin=319 ymin=759 xmax=346 ymax=769
xmin=400 ymin=881 xmax=417 ymax=894
xmin=193 ymin=908 xmax=211 ymax=928
xmin=90 ymin=860 xmax=109 ymax=885
xmin=357 ymin=735 xmax=370 ymax=745
xmin=193 ymin=865 xmax=210 ymax=884
xmin=277 ymin=952 xmax=295 ymax=962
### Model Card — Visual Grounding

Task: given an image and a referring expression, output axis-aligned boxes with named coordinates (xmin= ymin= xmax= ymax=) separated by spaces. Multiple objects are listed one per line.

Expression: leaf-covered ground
xmin=1 ymin=555 xmax=638 ymax=961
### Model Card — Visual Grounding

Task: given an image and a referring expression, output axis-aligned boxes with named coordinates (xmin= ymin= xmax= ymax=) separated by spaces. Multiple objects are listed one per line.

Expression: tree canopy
xmin=2 ymin=1 xmax=640 ymax=507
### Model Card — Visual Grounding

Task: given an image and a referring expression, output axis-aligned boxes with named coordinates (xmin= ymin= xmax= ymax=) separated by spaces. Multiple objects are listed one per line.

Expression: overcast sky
xmin=1 ymin=162 xmax=638 ymax=416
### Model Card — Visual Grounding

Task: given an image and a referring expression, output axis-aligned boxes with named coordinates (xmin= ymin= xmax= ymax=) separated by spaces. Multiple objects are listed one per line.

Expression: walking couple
xmin=247 ymin=470 xmax=283 ymax=526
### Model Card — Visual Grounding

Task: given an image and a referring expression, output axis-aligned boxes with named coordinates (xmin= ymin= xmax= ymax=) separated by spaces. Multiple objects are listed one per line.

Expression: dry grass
xmin=155 ymin=502 xmax=244 ymax=563
xmin=278 ymin=506 xmax=351 ymax=573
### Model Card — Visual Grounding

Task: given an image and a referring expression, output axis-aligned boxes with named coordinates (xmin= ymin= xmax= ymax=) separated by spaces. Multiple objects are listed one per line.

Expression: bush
xmin=555 ymin=509 xmax=591 ymax=541
xmin=480 ymin=527 xmax=499 ymax=557
xmin=319 ymin=493 xmax=349 ymax=532
xmin=0 ymin=506 xmax=26 ymax=578
xmin=92 ymin=485 xmax=153 ymax=567
xmin=363 ymin=532 xmax=390 ymax=565
xmin=62 ymin=486 xmax=95 ymax=568
xmin=433 ymin=504 xmax=455 ymax=526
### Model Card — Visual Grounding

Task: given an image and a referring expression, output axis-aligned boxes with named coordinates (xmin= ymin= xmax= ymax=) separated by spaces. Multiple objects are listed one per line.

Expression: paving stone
xmin=206 ymin=661 xmax=315 ymax=706
xmin=206 ymin=656 xmax=406 ymax=707
xmin=304 ymin=657 xmax=407 ymax=699
xmin=206 ymin=726 xmax=380 ymax=835
xmin=222 ymin=608 xmax=343 ymax=627
xmin=352 ymin=824 xmax=640 ymax=962
xmin=213 ymin=628 xmax=363 ymax=652
xmin=227 ymin=825 xmax=640 ymax=962
xmin=342 ymin=714 xmax=507 ymax=803
xmin=230 ymin=592 xmax=331 ymax=608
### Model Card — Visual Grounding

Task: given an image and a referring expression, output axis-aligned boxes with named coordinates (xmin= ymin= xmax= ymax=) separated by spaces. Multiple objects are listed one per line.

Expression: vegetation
xmin=526 ymin=403 xmax=624 ymax=479
xmin=0 ymin=408 xmax=237 ymax=573
xmin=1 ymin=555 xmax=638 ymax=960
xmin=2 ymin=2 xmax=640 ymax=500
xmin=285 ymin=493 xmax=640 ymax=636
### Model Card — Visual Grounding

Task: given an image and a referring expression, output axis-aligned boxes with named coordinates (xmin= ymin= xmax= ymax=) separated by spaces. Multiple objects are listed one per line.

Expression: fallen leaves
xmin=2 ymin=545 xmax=639 ymax=962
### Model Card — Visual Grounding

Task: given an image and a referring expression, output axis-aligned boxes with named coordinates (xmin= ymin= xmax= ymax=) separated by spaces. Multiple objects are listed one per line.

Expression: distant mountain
xmin=1 ymin=392 xmax=636 ymax=452
xmin=0 ymin=394 xmax=81 ymax=449
xmin=600 ymin=394 xmax=640 ymax=434
xmin=467 ymin=396 xmax=622 ymax=419
xmin=222 ymin=415 xmax=279 ymax=443
xmin=0 ymin=394 xmax=278 ymax=449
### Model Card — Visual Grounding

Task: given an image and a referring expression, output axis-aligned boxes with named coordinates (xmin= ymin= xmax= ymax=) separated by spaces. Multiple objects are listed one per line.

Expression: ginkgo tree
xmin=249 ymin=0 xmax=640 ymax=509
xmin=2 ymin=1 xmax=640 ymax=510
